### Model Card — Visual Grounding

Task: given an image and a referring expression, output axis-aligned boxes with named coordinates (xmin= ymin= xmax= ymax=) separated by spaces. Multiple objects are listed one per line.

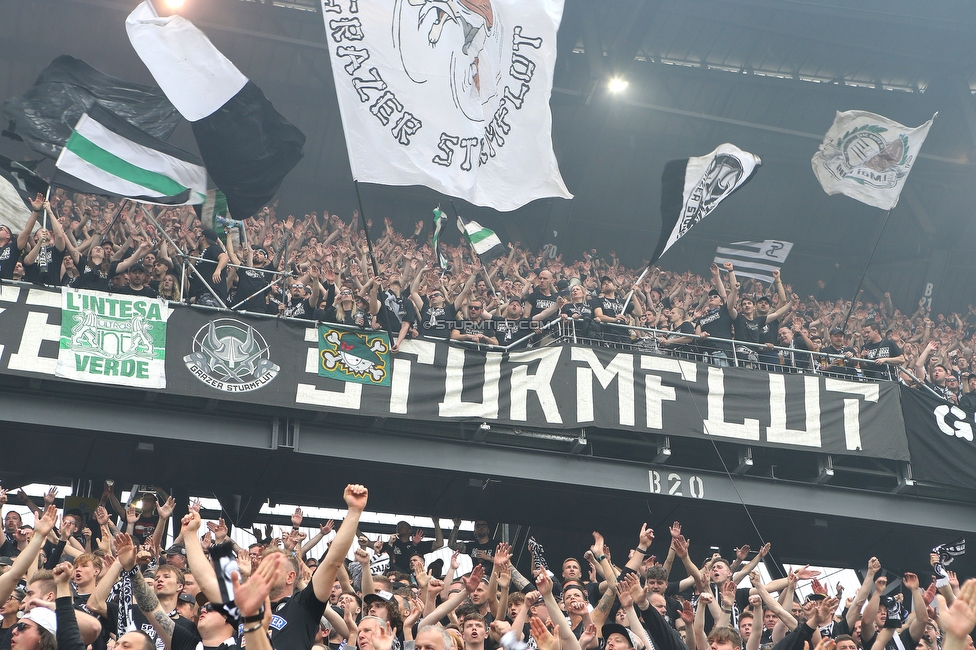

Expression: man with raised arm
xmin=265 ymin=484 xmax=369 ymax=650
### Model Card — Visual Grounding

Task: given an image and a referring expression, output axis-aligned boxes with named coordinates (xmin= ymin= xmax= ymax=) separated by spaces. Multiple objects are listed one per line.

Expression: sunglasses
xmin=199 ymin=603 xmax=216 ymax=613
xmin=12 ymin=622 xmax=35 ymax=633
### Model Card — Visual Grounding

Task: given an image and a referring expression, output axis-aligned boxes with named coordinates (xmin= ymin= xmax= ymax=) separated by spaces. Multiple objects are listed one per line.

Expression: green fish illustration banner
xmin=57 ymin=288 xmax=170 ymax=388
xmin=317 ymin=323 xmax=392 ymax=386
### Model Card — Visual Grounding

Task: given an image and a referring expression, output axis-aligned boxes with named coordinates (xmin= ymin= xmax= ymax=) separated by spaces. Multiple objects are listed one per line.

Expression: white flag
xmin=652 ymin=144 xmax=762 ymax=263
xmin=713 ymin=240 xmax=793 ymax=283
xmin=811 ymin=110 xmax=935 ymax=210
xmin=322 ymin=0 xmax=572 ymax=211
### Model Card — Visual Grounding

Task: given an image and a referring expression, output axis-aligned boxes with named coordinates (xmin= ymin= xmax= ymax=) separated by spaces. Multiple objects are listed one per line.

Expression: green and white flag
xmin=53 ymin=104 xmax=207 ymax=205
xmin=811 ymin=110 xmax=936 ymax=210
xmin=432 ymin=207 xmax=449 ymax=270
xmin=57 ymin=288 xmax=170 ymax=388
xmin=456 ymin=214 xmax=504 ymax=263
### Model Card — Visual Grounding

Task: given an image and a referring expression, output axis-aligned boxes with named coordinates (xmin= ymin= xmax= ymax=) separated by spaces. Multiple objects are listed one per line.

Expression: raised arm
xmin=0 ymin=506 xmax=57 ymax=602
xmin=312 ymin=484 xmax=369 ymax=602
xmin=538 ymin=570 xmax=582 ymax=650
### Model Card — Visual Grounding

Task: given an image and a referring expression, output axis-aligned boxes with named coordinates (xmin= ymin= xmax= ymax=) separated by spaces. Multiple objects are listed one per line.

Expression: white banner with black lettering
xmin=321 ymin=0 xmax=572 ymax=211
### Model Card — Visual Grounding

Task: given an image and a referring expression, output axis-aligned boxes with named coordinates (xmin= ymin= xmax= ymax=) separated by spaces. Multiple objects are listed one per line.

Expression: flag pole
xmin=621 ymin=262 xmax=652 ymax=314
xmin=841 ymin=208 xmax=894 ymax=333
xmin=449 ymin=199 xmax=496 ymax=295
xmin=353 ymin=180 xmax=380 ymax=278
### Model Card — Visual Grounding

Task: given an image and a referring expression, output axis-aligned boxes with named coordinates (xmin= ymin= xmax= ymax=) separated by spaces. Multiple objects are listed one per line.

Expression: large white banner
xmin=57 ymin=288 xmax=170 ymax=389
xmin=811 ymin=110 xmax=935 ymax=210
xmin=321 ymin=0 xmax=572 ymax=211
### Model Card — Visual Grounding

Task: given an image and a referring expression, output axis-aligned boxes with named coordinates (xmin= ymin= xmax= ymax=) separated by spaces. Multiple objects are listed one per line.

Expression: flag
xmin=811 ymin=110 xmax=936 ymax=210
xmin=432 ymin=207 xmax=449 ymax=270
xmin=0 ymin=155 xmax=48 ymax=232
xmin=318 ymin=324 xmax=392 ymax=386
xmin=57 ymin=288 xmax=170 ymax=389
xmin=713 ymin=240 xmax=794 ymax=283
xmin=320 ymin=0 xmax=572 ymax=211
xmin=200 ymin=189 xmax=230 ymax=229
xmin=652 ymin=143 xmax=761 ymax=264
xmin=126 ymin=1 xmax=306 ymax=219
xmin=53 ymin=104 xmax=207 ymax=205
xmin=1 ymin=55 xmax=180 ymax=160
xmin=208 ymin=541 xmax=241 ymax=624
xmin=457 ymin=214 xmax=504 ymax=263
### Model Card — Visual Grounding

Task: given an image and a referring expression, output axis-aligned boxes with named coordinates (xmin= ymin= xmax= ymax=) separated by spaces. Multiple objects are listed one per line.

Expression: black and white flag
xmin=713 ymin=240 xmax=793 ymax=283
xmin=651 ymin=144 xmax=761 ymax=264
xmin=126 ymin=0 xmax=306 ymax=219
xmin=0 ymin=155 xmax=48 ymax=232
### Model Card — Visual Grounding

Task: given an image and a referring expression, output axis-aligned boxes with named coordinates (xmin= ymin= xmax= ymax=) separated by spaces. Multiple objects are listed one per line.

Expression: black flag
xmin=2 ymin=56 xmax=180 ymax=160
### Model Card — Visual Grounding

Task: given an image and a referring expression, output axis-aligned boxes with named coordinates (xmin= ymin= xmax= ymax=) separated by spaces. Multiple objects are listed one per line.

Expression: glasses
xmin=340 ymin=291 xmax=353 ymax=296
xmin=12 ymin=622 xmax=35 ymax=633
xmin=430 ymin=292 xmax=442 ymax=297
xmin=200 ymin=603 xmax=216 ymax=613
xmin=469 ymin=306 xmax=483 ymax=311
xmin=293 ymin=284 xmax=305 ymax=289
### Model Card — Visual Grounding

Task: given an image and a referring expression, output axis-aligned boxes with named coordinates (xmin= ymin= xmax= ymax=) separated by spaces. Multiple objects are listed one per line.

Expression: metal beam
xmin=295 ymin=424 xmax=976 ymax=532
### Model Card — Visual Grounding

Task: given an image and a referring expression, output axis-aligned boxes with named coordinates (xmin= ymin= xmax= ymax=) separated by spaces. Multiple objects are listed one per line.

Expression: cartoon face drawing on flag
xmin=324 ymin=0 xmax=571 ymax=211
xmin=395 ymin=0 xmax=503 ymax=122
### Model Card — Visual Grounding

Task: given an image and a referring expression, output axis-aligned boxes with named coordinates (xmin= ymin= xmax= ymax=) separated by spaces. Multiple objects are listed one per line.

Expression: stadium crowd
xmin=0 ymin=484 xmax=973 ymax=650
xmin=1 ymin=190 xmax=974 ymax=399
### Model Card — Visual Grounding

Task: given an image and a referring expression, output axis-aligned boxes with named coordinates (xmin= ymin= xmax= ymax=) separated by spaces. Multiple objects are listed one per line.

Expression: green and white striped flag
xmin=432 ymin=207 xmax=449 ymax=270
xmin=456 ymin=214 xmax=504 ymax=263
xmin=54 ymin=104 xmax=207 ymax=205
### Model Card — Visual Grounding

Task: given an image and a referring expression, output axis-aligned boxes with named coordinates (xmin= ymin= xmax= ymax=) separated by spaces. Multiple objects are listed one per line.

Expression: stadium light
xmin=608 ymin=77 xmax=629 ymax=93
xmin=166 ymin=0 xmax=185 ymax=8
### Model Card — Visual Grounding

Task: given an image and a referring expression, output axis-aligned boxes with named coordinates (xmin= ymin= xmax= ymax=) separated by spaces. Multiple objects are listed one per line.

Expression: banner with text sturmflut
xmin=0 ymin=285 xmax=908 ymax=460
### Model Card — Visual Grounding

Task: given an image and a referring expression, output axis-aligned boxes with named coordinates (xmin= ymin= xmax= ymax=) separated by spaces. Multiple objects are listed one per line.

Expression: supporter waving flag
xmin=651 ymin=143 xmax=761 ymax=265
xmin=812 ymin=110 xmax=935 ymax=210
xmin=0 ymin=154 xmax=47 ymax=233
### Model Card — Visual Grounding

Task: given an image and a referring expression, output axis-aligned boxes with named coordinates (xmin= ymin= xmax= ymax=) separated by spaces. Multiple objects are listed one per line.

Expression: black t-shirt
xmin=377 ymin=289 xmax=414 ymax=332
xmin=733 ymin=314 xmax=766 ymax=344
xmin=117 ymin=284 xmax=159 ymax=298
xmin=0 ymin=624 xmax=13 ymax=650
xmin=561 ymin=301 xmax=593 ymax=323
xmin=454 ymin=317 xmax=495 ymax=342
xmin=24 ymin=244 xmax=66 ymax=285
xmin=760 ymin=316 xmax=781 ymax=345
xmin=0 ymin=241 xmax=21 ymax=279
xmin=525 ymin=289 xmax=557 ymax=317
xmin=418 ymin=301 xmax=457 ymax=340
xmin=493 ymin=316 xmax=535 ymax=348
xmin=283 ymin=296 xmax=314 ymax=320
xmin=269 ymin=583 xmax=328 ymax=650
xmin=322 ymin=305 xmax=371 ymax=328
xmin=861 ymin=338 xmax=903 ymax=378
xmin=697 ymin=306 xmax=734 ymax=352
xmin=71 ymin=256 xmax=111 ymax=291
xmin=171 ymin=621 xmax=238 ymax=650
xmin=591 ymin=295 xmax=633 ymax=320
xmin=236 ymin=263 xmax=277 ymax=312
xmin=188 ymin=244 xmax=227 ymax=300
xmin=382 ymin=537 xmax=434 ymax=573
xmin=132 ymin=513 xmax=159 ymax=545
xmin=664 ymin=321 xmax=698 ymax=353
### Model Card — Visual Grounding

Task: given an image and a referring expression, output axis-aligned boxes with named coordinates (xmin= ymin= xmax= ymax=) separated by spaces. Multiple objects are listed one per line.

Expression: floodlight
xmin=608 ymin=77 xmax=629 ymax=93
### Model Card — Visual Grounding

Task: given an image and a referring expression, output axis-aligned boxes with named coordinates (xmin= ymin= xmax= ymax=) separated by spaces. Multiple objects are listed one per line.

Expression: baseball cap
xmin=829 ymin=327 xmax=845 ymax=336
xmin=600 ymin=276 xmax=614 ymax=284
xmin=708 ymin=289 xmax=721 ymax=297
xmin=508 ymin=297 xmax=523 ymax=305
xmin=129 ymin=263 xmax=147 ymax=274
xmin=601 ymin=624 xmax=634 ymax=647
xmin=756 ymin=295 xmax=771 ymax=304
xmin=0 ymin=557 xmax=13 ymax=567
xmin=363 ymin=590 xmax=393 ymax=606
xmin=165 ymin=544 xmax=186 ymax=557
xmin=177 ymin=593 xmax=197 ymax=605
xmin=202 ymin=228 xmax=219 ymax=243
xmin=24 ymin=608 xmax=57 ymax=635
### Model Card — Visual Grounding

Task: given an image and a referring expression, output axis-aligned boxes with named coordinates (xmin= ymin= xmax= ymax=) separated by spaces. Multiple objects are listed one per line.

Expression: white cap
xmin=23 ymin=607 xmax=57 ymax=636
